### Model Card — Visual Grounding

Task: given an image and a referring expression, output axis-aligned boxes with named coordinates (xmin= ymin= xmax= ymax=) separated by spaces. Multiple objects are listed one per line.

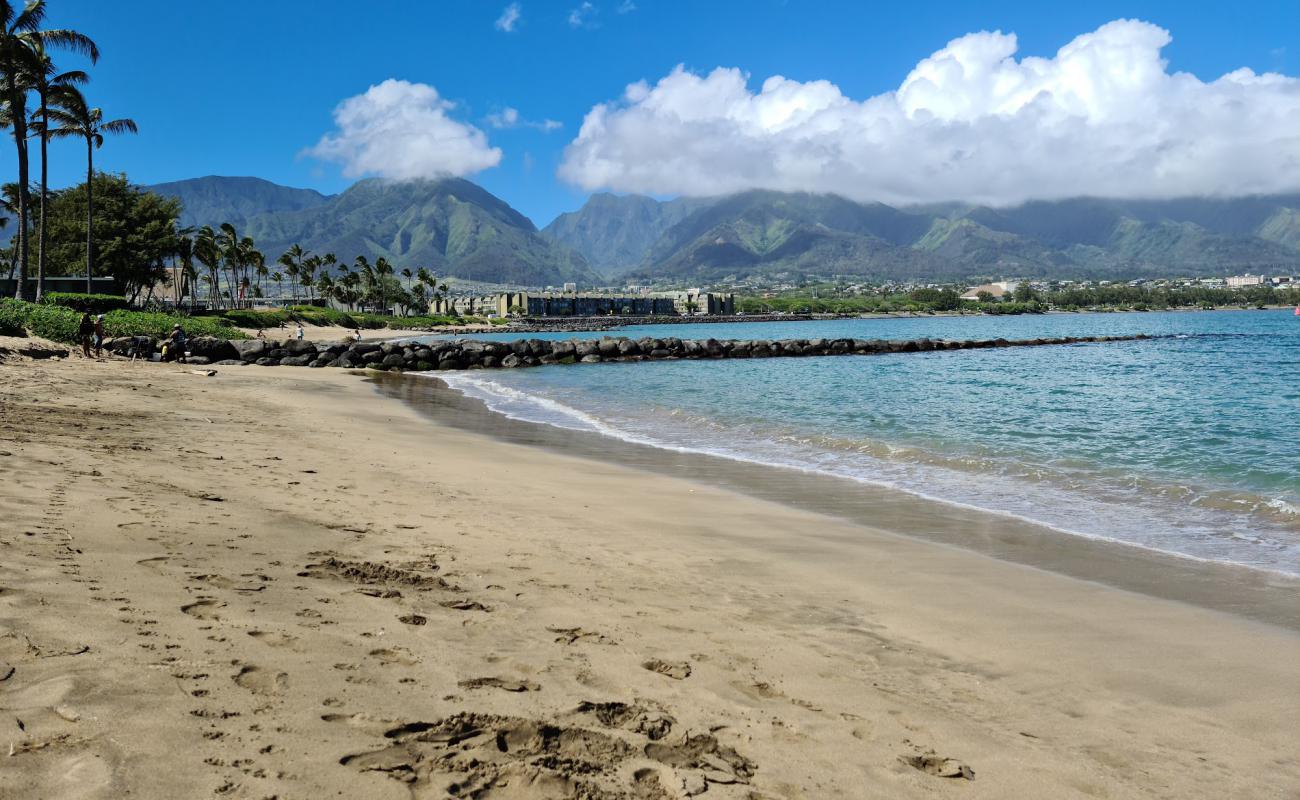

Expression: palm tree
xmin=374 ymin=256 xmax=394 ymax=314
xmin=0 ymin=0 xmax=97 ymax=298
xmin=171 ymin=225 xmax=194 ymax=308
xmin=28 ymin=45 xmax=84 ymax=301
xmin=0 ymin=180 xmax=17 ymax=280
xmin=44 ymin=84 xmax=135 ymax=293
xmin=193 ymin=225 xmax=221 ymax=307
xmin=277 ymin=244 xmax=307 ymax=304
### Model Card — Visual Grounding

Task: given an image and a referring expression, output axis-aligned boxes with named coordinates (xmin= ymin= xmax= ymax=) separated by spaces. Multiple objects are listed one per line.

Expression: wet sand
xmin=1 ymin=357 xmax=1297 ymax=799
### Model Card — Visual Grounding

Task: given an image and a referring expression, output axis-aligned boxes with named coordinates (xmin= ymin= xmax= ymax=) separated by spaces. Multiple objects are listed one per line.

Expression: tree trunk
xmin=36 ymin=98 xmax=48 ymax=302
xmin=12 ymin=107 xmax=29 ymax=300
xmin=85 ymin=141 xmax=94 ymax=294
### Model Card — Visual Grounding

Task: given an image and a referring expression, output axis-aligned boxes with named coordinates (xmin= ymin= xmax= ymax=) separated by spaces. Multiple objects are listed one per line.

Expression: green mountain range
xmin=147 ymin=176 xmax=598 ymax=287
xmin=147 ymin=175 xmax=1300 ymax=287
xmin=544 ymin=191 xmax=1300 ymax=283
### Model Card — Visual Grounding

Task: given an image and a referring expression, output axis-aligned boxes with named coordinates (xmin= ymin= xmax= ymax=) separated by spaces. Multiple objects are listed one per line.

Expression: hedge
xmin=0 ymin=299 xmax=247 ymax=344
xmin=221 ymin=309 xmax=289 ymax=328
xmin=41 ymin=292 xmax=131 ymax=314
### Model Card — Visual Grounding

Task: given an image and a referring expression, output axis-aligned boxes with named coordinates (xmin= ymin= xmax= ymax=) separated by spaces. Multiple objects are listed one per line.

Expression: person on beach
xmin=352 ymin=329 xmax=363 ymax=342
xmin=162 ymin=324 xmax=187 ymax=362
xmin=296 ymin=324 xmax=305 ymax=341
xmin=256 ymin=328 xmax=266 ymax=339
xmin=77 ymin=313 xmax=94 ymax=357
xmin=93 ymin=315 xmax=105 ymax=358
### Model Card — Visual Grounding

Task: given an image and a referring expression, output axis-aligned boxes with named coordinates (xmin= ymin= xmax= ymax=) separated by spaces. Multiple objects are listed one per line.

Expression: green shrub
xmin=222 ymin=309 xmax=289 ymax=328
xmin=0 ymin=301 xmax=27 ymax=336
xmin=41 ymin=292 xmax=130 ymax=314
xmin=0 ymin=299 xmax=246 ymax=344
xmin=102 ymin=310 xmax=243 ymax=341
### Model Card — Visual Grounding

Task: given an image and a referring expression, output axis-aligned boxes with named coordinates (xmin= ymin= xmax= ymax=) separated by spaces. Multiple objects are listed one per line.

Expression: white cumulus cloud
xmin=306 ymin=79 xmax=502 ymax=180
xmin=486 ymin=106 xmax=563 ymax=132
xmin=558 ymin=20 xmax=1300 ymax=204
xmin=495 ymin=3 xmax=521 ymax=33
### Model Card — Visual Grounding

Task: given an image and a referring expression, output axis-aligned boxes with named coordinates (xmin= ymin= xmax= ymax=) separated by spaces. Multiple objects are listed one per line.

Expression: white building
xmin=1226 ymin=274 xmax=1266 ymax=288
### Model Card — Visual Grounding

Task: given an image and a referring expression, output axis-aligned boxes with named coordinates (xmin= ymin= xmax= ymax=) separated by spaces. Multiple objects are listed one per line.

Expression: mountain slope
xmin=632 ymin=191 xmax=942 ymax=281
xmin=246 ymin=178 xmax=599 ymax=286
xmin=147 ymin=176 xmax=330 ymax=229
xmin=151 ymin=176 xmax=598 ymax=287
xmin=543 ymin=193 xmax=708 ymax=274
xmin=548 ymin=190 xmax=1300 ymax=283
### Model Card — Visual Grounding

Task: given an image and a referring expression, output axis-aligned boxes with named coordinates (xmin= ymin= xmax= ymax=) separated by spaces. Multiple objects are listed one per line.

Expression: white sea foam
xmin=426 ymin=372 xmax=1300 ymax=577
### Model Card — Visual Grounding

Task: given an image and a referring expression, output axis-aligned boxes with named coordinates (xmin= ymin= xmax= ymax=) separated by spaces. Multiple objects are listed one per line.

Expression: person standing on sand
xmin=296 ymin=324 xmax=305 ymax=341
xmin=93 ymin=315 xmax=105 ymax=358
xmin=77 ymin=313 xmax=94 ymax=358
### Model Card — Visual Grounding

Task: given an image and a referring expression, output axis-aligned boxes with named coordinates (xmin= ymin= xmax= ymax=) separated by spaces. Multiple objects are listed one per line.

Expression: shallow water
xmin=426 ymin=310 xmax=1300 ymax=575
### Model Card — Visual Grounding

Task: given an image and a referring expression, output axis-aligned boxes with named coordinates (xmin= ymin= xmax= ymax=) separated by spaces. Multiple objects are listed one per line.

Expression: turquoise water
xmin=429 ymin=310 xmax=1300 ymax=575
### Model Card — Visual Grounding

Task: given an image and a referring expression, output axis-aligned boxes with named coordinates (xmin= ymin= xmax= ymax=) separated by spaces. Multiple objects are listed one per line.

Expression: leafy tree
xmin=42 ymin=173 xmax=180 ymax=302
xmin=1013 ymin=282 xmax=1040 ymax=302
xmin=44 ymin=84 xmax=136 ymax=292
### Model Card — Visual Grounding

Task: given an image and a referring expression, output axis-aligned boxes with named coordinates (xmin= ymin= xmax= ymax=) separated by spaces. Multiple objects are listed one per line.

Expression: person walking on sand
xmin=77 ymin=312 xmax=94 ymax=357
xmin=93 ymin=314 xmax=105 ymax=358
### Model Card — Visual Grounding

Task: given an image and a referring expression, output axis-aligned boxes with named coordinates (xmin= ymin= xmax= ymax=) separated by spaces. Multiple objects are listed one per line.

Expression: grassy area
xmin=0 ymin=299 xmax=245 ymax=344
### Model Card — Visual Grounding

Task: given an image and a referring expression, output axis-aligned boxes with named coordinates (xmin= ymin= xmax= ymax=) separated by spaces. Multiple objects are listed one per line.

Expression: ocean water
xmin=426 ymin=310 xmax=1300 ymax=575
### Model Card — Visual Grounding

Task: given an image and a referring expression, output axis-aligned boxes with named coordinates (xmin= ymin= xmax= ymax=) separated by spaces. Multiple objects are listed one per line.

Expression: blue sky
xmin=5 ymin=0 xmax=1298 ymax=226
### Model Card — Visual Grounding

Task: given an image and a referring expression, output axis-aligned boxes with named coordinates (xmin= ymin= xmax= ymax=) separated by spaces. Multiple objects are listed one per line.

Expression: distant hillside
xmin=544 ymin=190 xmax=1300 ymax=283
xmin=147 ymin=176 xmax=330 ymax=229
xmin=542 ymin=193 xmax=708 ymax=274
xmin=151 ymin=176 xmax=598 ymax=287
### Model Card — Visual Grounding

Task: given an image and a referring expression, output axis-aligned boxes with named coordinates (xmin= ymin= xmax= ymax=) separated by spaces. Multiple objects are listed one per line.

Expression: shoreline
xmin=377 ymin=371 xmax=1300 ymax=631
xmin=2 ymin=358 xmax=1297 ymax=798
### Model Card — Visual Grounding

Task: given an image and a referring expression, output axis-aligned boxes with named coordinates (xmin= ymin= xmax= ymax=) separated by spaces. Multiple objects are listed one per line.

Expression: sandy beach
xmin=1 ymin=355 xmax=1297 ymax=799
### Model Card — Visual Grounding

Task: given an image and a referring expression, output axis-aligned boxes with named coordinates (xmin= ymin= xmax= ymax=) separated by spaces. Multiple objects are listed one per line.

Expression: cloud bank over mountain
xmin=558 ymin=20 xmax=1300 ymax=205
xmin=305 ymin=79 xmax=502 ymax=180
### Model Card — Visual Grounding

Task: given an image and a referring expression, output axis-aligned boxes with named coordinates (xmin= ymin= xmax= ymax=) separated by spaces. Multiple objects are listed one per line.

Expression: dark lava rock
xmin=233 ymin=339 xmax=268 ymax=360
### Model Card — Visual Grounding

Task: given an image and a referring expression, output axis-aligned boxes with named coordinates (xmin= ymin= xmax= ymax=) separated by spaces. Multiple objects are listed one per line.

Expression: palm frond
xmin=35 ymin=28 xmax=98 ymax=63
xmin=101 ymin=117 xmax=136 ymax=135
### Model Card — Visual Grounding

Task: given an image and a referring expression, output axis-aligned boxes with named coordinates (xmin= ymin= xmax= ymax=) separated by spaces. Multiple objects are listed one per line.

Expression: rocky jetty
xmin=103 ymin=333 xmax=1152 ymax=371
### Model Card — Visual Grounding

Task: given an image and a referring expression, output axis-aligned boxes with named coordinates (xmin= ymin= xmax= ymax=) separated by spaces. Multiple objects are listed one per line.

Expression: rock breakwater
xmin=103 ymin=333 xmax=1152 ymax=371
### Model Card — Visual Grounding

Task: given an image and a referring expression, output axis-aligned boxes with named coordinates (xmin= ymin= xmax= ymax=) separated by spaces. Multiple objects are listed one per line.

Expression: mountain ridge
xmin=147 ymin=176 xmax=598 ymax=287
xmin=544 ymin=190 xmax=1300 ymax=282
xmin=145 ymin=175 xmax=1300 ymax=286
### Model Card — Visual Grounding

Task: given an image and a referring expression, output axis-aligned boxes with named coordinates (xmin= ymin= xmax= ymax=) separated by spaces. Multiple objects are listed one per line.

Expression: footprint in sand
xmin=368 ymin=647 xmax=419 ymax=666
xmin=247 ymin=631 xmax=301 ymax=650
xmin=321 ymin=712 xmax=399 ymax=736
xmin=181 ymin=599 xmax=225 ymax=620
xmin=439 ymin=599 xmax=491 ymax=612
xmin=901 ymin=753 xmax=975 ymax=780
xmin=397 ymin=614 xmax=427 ymax=626
xmin=338 ymin=713 xmax=755 ymax=797
xmin=548 ymin=626 xmax=613 ymax=645
xmin=642 ymin=659 xmax=692 ymax=680
xmin=233 ymin=665 xmax=289 ymax=696
xmin=458 ymin=677 xmax=540 ymax=693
